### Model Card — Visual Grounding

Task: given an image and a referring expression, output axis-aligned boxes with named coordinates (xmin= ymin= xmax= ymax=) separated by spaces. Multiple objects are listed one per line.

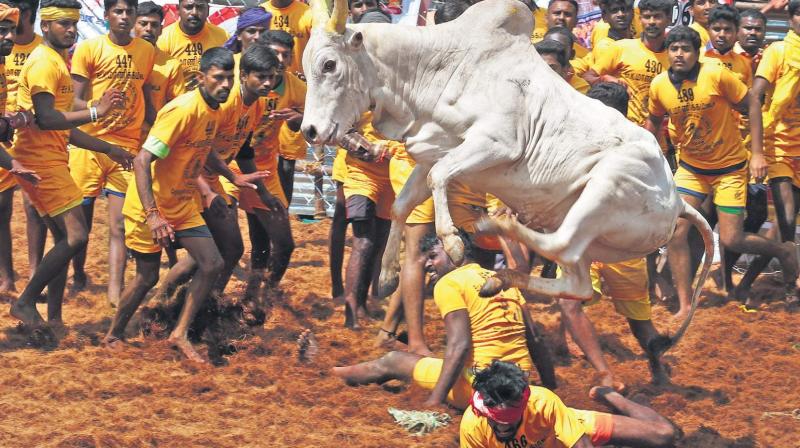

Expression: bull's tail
xmin=651 ymin=200 xmax=713 ymax=358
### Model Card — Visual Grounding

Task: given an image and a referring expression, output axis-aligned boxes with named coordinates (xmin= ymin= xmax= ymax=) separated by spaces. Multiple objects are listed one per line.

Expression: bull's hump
xmin=455 ymin=0 xmax=534 ymax=40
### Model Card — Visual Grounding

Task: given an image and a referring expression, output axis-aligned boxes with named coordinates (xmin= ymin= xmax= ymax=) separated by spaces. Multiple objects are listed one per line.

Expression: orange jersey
xmin=755 ymin=40 xmax=800 ymax=157
xmin=250 ymin=72 xmax=306 ymax=173
xmin=12 ymin=45 xmax=73 ymax=168
xmin=148 ymin=47 xmax=184 ymax=111
xmin=156 ymin=22 xmax=228 ymax=93
xmin=71 ymin=35 xmax=155 ymax=150
xmin=261 ymin=0 xmax=313 ymax=75
xmin=690 ymin=21 xmax=711 ymax=49
xmin=702 ymin=48 xmax=753 ymax=86
xmin=5 ymin=34 xmax=42 ymax=111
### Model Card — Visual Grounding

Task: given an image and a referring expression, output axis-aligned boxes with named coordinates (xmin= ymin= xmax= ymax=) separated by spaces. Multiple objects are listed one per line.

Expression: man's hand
xmin=269 ymin=108 xmax=302 ymax=123
xmin=261 ymin=193 xmax=286 ymax=213
xmin=233 ymin=170 xmax=270 ymax=190
xmin=750 ymin=153 xmax=768 ymax=182
xmin=421 ymin=398 xmax=451 ymax=414
xmin=146 ymin=210 xmax=175 ymax=248
xmin=6 ymin=111 xmax=34 ymax=129
xmin=107 ymin=146 xmax=134 ymax=170
xmin=339 ymin=132 xmax=386 ymax=162
xmin=95 ymin=88 xmax=125 ymax=117
xmin=10 ymin=159 xmax=40 ymax=185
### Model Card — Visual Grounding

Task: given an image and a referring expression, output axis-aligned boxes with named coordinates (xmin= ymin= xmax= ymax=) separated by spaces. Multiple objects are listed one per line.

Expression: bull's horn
xmin=325 ymin=0 xmax=348 ymax=34
xmin=310 ymin=0 xmax=331 ymax=28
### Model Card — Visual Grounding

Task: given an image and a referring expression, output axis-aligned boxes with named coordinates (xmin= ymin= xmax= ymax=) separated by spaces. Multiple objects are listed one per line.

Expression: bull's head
xmin=301 ymin=0 xmax=372 ymax=145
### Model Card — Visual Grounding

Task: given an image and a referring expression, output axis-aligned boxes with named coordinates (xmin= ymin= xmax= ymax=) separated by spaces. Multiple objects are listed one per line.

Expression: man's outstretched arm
xmin=423 ymin=309 xmax=471 ymax=407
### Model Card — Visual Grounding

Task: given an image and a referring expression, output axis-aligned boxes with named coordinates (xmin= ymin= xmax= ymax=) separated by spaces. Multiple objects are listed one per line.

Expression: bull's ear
xmin=348 ymin=31 xmax=363 ymax=50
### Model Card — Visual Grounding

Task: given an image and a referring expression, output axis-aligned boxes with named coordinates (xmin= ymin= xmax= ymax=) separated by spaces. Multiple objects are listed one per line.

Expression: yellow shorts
xmin=278 ymin=128 xmax=308 ymax=161
xmin=124 ymin=208 xmax=207 ymax=254
xmin=69 ymin=146 xmax=134 ymax=197
xmin=586 ymin=258 xmax=651 ymax=321
xmin=674 ymin=164 xmax=747 ymax=210
xmin=19 ymin=164 xmax=83 ymax=217
xmin=0 ymin=168 xmax=16 ymax=192
xmin=572 ymin=409 xmax=614 ymax=446
xmin=332 ymin=149 xmax=347 ymax=183
xmin=412 ymin=357 xmax=476 ymax=409
xmin=766 ymin=153 xmax=800 ymax=188
xmin=389 ymin=155 xmax=434 ymax=224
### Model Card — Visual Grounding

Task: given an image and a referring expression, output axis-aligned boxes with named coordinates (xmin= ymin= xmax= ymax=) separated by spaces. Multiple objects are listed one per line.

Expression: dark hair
xmin=241 ymin=43 xmax=280 ymax=74
xmin=11 ymin=0 xmax=38 ymax=24
xmin=433 ymin=0 xmax=471 ymax=24
xmin=104 ymin=0 xmax=137 ymax=11
xmin=708 ymin=4 xmax=739 ymax=28
xmin=517 ymin=0 xmax=537 ymax=12
xmin=534 ymin=40 xmax=569 ymax=68
xmin=40 ymin=0 xmax=81 ymax=10
xmin=739 ymin=9 xmax=766 ymax=25
xmin=200 ymin=47 xmax=235 ymax=72
xmin=587 ymin=82 xmax=629 ymax=115
xmin=355 ymin=7 xmax=391 ymax=23
xmin=544 ymin=26 xmax=575 ymax=47
xmin=472 ymin=361 xmax=529 ymax=408
xmin=789 ymin=0 xmax=800 ymax=16
xmin=548 ymin=0 xmax=579 ymax=13
xmin=598 ymin=0 xmax=633 ymax=11
xmin=137 ymin=0 xmax=163 ymax=20
xmin=638 ymin=0 xmax=673 ymax=16
xmin=178 ymin=0 xmax=207 ymax=5
xmin=259 ymin=29 xmax=295 ymax=50
xmin=666 ymin=25 xmax=701 ymax=52
xmin=419 ymin=229 xmax=475 ymax=260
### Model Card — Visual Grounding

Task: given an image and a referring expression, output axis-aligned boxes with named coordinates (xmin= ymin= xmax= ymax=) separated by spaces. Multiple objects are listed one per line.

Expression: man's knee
xmin=198 ymin=252 xmax=225 ymax=276
xmin=67 ymin=227 xmax=89 ymax=250
xmin=558 ymin=298 xmax=584 ymax=316
xmin=648 ymin=421 xmax=677 ymax=448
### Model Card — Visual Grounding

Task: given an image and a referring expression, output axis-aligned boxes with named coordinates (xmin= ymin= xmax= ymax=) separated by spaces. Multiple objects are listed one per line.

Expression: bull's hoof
xmin=442 ymin=233 xmax=465 ymax=265
xmin=479 ymin=277 xmax=506 ymax=297
xmin=647 ymin=334 xmax=673 ymax=359
xmin=375 ymin=269 xmax=400 ymax=299
xmin=475 ymin=216 xmax=502 ymax=235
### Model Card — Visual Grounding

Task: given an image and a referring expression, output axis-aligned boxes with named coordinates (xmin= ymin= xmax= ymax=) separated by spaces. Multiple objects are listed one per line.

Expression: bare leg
xmin=253 ymin=205 xmax=295 ymax=287
xmin=401 ymin=222 xmax=434 ymax=355
xmin=202 ymin=198 xmax=244 ymax=293
xmin=667 ymin=194 xmax=704 ymax=320
xmin=165 ymin=246 xmax=179 ymax=268
xmin=245 ymin=212 xmax=269 ymax=302
xmin=558 ymin=297 xmax=625 ymax=392
xmin=153 ymin=254 xmax=196 ymax=300
xmin=368 ymin=217 xmax=391 ymax=302
xmin=722 ymin=184 xmax=768 ymax=292
xmin=70 ymin=198 xmax=95 ymax=293
xmin=23 ymin=193 xmax=47 ymax=275
xmin=167 ymin=235 xmax=223 ymax=363
xmin=0 ymin=189 xmax=15 ymax=292
xmin=589 ymin=386 xmax=676 ymax=448
xmin=375 ymin=286 xmax=403 ymax=348
xmin=103 ymin=252 xmax=161 ymax=343
xmin=329 ymin=182 xmax=347 ymax=298
xmin=11 ymin=206 xmax=88 ymax=327
xmin=278 ymin=156 xmax=296 ymax=206
xmin=343 ymin=211 xmax=377 ymax=329
xmin=332 ymin=350 xmax=423 ymax=385
xmin=106 ymin=194 xmax=127 ymax=306
xmin=628 ymin=319 xmax=669 ymax=385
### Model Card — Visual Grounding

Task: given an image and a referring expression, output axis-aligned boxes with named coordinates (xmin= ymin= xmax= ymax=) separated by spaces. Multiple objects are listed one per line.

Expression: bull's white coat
xmin=301 ymin=0 xmax=711 ymax=343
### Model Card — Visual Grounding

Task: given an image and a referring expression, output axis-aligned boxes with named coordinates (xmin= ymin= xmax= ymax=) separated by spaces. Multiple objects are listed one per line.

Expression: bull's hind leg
xmin=376 ymin=164 xmax=432 ymax=298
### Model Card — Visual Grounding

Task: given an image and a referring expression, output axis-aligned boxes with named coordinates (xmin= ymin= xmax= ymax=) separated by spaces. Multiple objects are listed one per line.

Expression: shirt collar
xmin=668 ymin=63 xmax=701 ymax=91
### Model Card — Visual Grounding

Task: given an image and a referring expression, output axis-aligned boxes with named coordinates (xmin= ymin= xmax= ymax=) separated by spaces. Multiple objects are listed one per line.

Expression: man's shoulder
xmin=206 ymin=22 xmax=229 ymax=39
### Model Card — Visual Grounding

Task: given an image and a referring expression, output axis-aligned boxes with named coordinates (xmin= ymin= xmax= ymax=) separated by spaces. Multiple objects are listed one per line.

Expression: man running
xmin=157 ymin=0 xmax=227 ymax=92
xmin=68 ymin=0 xmax=156 ymax=303
xmin=332 ymin=232 xmax=556 ymax=407
xmin=9 ymin=0 xmax=133 ymax=329
xmin=646 ymin=26 xmax=798 ymax=319
xmin=460 ymin=361 xmax=676 ymax=448
xmin=103 ymin=48 xmax=264 ymax=362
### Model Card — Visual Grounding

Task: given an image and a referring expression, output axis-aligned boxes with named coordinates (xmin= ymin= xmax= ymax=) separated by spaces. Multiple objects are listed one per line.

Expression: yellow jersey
xmin=156 ymin=22 xmax=228 ymax=93
xmin=433 ymin=263 xmax=533 ymax=371
xmin=261 ymin=0 xmax=313 ymax=75
xmin=649 ymin=63 xmax=748 ymax=170
xmin=12 ymin=45 xmax=73 ymax=168
xmin=531 ymin=8 xmax=547 ymax=42
xmin=690 ymin=22 xmax=710 ymax=50
xmin=148 ymin=47 xmax=184 ymax=111
xmin=702 ymin=48 xmax=753 ymax=86
xmin=755 ymin=41 xmax=800 ymax=157
xmin=460 ymin=386 xmax=587 ymax=448
xmin=123 ymin=89 xmax=219 ymax=225
xmin=6 ymin=34 xmax=42 ymax=111
xmin=568 ymin=72 xmax=591 ymax=94
xmin=590 ymin=10 xmax=642 ymax=48
xmin=591 ymin=38 xmax=669 ymax=126
xmin=250 ymin=72 xmax=306 ymax=173
xmin=71 ymin=35 xmax=155 ymax=150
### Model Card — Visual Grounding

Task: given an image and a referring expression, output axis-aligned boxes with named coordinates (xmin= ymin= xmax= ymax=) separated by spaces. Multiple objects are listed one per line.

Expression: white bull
xmin=301 ymin=0 xmax=712 ymax=351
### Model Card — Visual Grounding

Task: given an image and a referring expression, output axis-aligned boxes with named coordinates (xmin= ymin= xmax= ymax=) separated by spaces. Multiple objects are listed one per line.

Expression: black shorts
xmin=345 ymin=194 xmax=376 ymax=222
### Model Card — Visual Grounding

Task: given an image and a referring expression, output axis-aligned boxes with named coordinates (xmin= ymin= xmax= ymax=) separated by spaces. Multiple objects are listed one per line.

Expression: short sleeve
xmin=718 ymin=66 xmax=748 ymax=105
xmin=433 ymin=276 xmax=468 ymax=318
xmin=590 ymin=41 xmax=621 ymax=76
xmin=27 ymin=58 xmax=61 ymax=97
xmin=459 ymin=407 xmax=489 ymax=448
xmin=70 ymin=39 xmax=93 ymax=79
xmin=755 ymin=43 xmax=781 ymax=85
xmin=168 ymin=59 xmax=186 ymax=99
xmin=647 ymin=77 xmax=667 ymax=117
xmin=140 ymin=41 xmax=156 ymax=80
xmin=531 ymin=387 xmax=587 ymax=447
xmin=145 ymin=103 xmax=190 ymax=158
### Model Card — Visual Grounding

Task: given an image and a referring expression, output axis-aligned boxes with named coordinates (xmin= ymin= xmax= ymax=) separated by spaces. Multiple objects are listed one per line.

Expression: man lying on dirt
xmin=460 ymin=360 xmax=677 ymax=448
xmin=332 ymin=231 xmax=556 ymax=409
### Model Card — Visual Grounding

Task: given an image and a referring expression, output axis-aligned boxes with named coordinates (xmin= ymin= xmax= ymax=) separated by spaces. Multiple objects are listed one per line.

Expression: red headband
xmin=470 ymin=387 xmax=530 ymax=425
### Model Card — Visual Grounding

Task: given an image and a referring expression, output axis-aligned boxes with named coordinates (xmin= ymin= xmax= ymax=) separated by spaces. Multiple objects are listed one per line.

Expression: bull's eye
xmin=322 ymin=60 xmax=336 ymax=73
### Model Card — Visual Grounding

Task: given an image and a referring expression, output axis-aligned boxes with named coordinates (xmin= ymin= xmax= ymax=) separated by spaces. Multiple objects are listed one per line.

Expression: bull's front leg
xmin=376 ymin=163 xmax=433 ymax=298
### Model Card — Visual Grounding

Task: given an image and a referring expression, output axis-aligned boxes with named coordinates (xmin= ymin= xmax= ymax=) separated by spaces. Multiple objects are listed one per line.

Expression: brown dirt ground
xmin=0 ymin=194 xmax=799 ymax=447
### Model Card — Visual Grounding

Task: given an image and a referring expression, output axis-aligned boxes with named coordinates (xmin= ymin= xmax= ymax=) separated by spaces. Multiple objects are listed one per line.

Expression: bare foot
xmin=589 ymin=385 xmax=615 ymax=402
xmin=374 ymin=327 xmax=397 ymax=349
xmin=10 ymin=298 xmax=44 ymax=328
xmin=344 ymin=301 xmax=360 ymax=329
xmin=168 ymin=336 xmax=208 ymax=364
xmin=0 ymin=280 xmax=16 ymax=293
xmin=598 ymin=371 xmax=626 ymax=394
xmin=331 ymin=364 xmax=373 ymax=386
xmin=671 ymin=308 xmax=690 ymax=325
xmin=780 ymin=241 xmax=799 ymax=283
xmin=107 ymin=296 xmax=120 ymax=308
xmin=101 ymin=335 xmax=127 ymax=351
xmin=70 ymin=272 xmax=88 ymax=294
xmin=297 ymin=329 xmax=318 ymax=362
